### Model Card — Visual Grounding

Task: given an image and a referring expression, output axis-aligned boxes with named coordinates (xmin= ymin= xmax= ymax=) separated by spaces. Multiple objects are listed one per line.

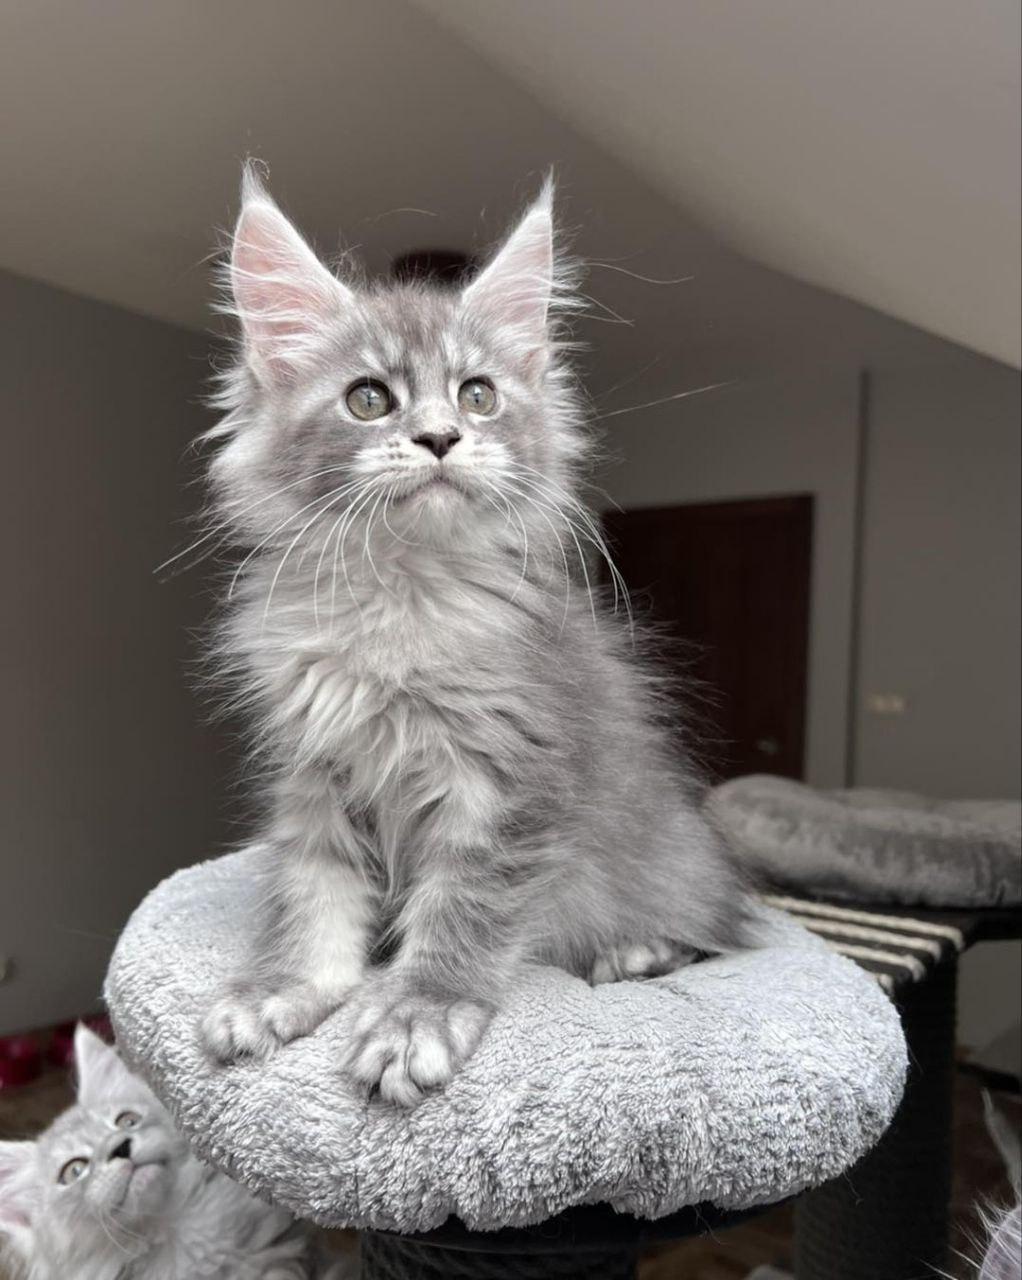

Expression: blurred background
xmin=0 ymin=0 xmax=1018 ymax=1110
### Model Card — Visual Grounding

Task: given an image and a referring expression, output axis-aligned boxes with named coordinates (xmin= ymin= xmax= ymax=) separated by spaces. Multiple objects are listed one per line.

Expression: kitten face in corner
xmin=0 ymin=1025 xmax=185 ymax=1274
xmin=0 ymin=1027 xmax=341 ymax=1279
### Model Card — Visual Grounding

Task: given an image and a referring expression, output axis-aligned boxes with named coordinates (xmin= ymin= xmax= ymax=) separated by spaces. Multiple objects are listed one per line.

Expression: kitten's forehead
xmin=352 ymin=284 xmax=495 ymax=379
xmin=40 ymin=1081 xmax=154 ymax=1152
xmin=39 ymin=1104 xmax=106 ymax=1156
xmin=357 ymin=286 xmax=452 ymax=372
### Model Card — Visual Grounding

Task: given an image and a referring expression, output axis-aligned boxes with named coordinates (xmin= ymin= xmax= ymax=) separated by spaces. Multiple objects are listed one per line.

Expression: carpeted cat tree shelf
xmin=105 ymin=850 xmax=907 ymax=1279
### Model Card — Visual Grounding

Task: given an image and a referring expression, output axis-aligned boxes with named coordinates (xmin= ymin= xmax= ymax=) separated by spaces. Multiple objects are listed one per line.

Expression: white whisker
xmin=156 ymin=464 xmax=351 ymax=578
xmin=589 ymin=261 xmax=694 ymax=286
xmin=502 ymin=480 xmax=598 ymax=631
xmin=366 ymin=206 xmax=439 ymax=223
xmin=333 ymin=482 xmax=382 ymax=618
xmin=512 ymin=466 xmax=633 ymax=634
xmin=361 ymin=487 xmax=393 ymax=596
xmin=228 ymin=479 xmax=363 ymax=602
xmin=261 ymin=482 xmax=366 ymax=625
xmin=313 ymin=494 xmax=362 ymax=632
xmin=594 ymin=380 xmax=735 ymax=422
xmin=498 ymin=485 xmax=573 ymax=632
xmin=593 ymin=357 xmax=662 ymax=404
xmin=380 ymin=488 xmax=424 ymax=548
xmin=575 ymin=290 xmax=634 ymax=326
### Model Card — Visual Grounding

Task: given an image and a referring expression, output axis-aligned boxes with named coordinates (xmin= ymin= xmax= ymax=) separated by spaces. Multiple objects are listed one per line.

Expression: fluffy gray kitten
xmin=0 ymin=1026 xmax=351 ymax=1279
xmin=197 ymin=165 xmax=753 ymax=1105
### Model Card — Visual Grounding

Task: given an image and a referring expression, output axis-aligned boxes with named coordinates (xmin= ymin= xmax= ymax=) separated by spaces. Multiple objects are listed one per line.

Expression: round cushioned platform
xmin=105 ymin=851 xmax=907 ymax=1234
xmin=711 ymin=775 xmax=1022 ymax=909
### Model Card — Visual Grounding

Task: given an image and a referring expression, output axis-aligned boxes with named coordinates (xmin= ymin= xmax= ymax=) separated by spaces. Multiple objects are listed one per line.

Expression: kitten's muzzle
xmin=108 ymin=1137 xmax=132 ymax=1162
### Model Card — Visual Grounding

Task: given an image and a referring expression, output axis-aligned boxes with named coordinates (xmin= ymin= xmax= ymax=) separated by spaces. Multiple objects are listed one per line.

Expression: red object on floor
xmin=0 ymin=1015 xmax=114 ymax=1087
xmin=0 ymin=1034 xmax=42 ymax=1089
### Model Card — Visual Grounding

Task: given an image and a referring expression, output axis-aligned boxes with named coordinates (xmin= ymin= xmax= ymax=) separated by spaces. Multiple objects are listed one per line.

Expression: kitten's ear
xmin=230 ymin=163 xmax=354 ymax=387
xmin=74 ymin=1024 xmax=130 ymax=1105
xmin=0 ymin=1141 xmax=36 ymax=1230
xmin=462 ymin=180 xmax=555 ymax=377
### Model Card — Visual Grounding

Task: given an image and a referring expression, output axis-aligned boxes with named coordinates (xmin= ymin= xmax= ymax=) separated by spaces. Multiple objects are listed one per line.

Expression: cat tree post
xmin=361 ymin=1228 xmax=638 ymax=1279
xmin=358 ymin=1201 xmax=769 ymax=1280
xmin=795 ymin=955 xmax=954 ymax=1280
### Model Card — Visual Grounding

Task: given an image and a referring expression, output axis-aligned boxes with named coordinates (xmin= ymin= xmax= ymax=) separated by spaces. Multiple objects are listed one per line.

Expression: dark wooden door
xmin=603 ymin=495 xmax=813 ymax=780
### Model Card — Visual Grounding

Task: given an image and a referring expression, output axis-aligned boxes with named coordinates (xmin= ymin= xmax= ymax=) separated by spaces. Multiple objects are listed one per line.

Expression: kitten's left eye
xmin=115 ymin=1110 xmax=142 ymax=1130
xmin=345 ymin=379 xmax=393 ymax=421
xmin=58 ymin=1157 xmax=90 ymax=1185
xmin=457 ymin=378 xmax=497 ymax=415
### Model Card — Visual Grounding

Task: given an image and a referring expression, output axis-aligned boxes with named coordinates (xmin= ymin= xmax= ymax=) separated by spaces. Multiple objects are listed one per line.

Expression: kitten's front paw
xmin=589 ymin=939 xmax=696 ymax=985
xmin=201 ymin=981 xmax=352 ymax=1063
xmin=341 ymin=981 xmax=492 ymax=1106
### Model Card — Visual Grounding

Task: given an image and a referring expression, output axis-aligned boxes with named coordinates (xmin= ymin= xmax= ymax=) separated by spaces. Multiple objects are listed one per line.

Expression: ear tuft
xmin=229 ymin=164 xmax=353 ymax=386
xmin=239 ymin=157 xmax=271 ymax=208
xmin=462 ymin=181 xmax=556 ymax=374
xmin=74 ymin=1023 xmax=129 ymax=1105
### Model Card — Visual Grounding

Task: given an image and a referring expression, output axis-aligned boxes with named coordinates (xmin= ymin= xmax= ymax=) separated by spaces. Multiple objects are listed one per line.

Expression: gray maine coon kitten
xmin=0 ymin=1025 xmax=352 ymax=1279
xmin=196 ymin=165 xmax=754 ymax=1105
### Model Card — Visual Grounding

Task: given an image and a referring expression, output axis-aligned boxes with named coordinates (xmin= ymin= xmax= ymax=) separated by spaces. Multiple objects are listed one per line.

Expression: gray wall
xmin=598 ymin=356 xmax=1022 ymax=801
xmin=855 ymin=353 xmax=1021 ymax=1072
xmin=597 ymin=373 xmax=861 ymax=788
xmin=855 ymin=356 xmax=1022 ymax=797
xmin=0 ymin=270 xmax=233 ymax=1035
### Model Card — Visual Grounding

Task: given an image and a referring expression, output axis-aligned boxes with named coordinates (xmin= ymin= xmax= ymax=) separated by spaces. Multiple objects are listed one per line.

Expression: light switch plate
xmin=865 ymin=692 xmax=909 ymax=716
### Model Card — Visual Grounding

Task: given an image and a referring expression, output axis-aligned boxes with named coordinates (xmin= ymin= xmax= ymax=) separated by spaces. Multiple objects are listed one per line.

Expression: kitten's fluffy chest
xmin=320 ymin=542 xmax=520 ymax=679
xmin=126 ymin=1166 xmax=303 ymax=1280
xmin=251 ymin=542 xmax=531 ymax=771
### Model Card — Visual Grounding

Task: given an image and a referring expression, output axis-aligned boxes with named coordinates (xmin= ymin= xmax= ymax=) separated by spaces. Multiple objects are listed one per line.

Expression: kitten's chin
xmin=383 ymin=472 xmax=480 ymax=536
xmin=115 ymin=1162 xmax=170 ymax=1215
xmin=396 ymin=471 xmax=473 ymax=505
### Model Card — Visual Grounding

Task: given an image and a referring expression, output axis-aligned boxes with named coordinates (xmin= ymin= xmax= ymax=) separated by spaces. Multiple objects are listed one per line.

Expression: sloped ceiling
xmin=1 ymin=0 xmax=1016 ymax=391
xmin=414 ymin=0 xmax=1021 ymax=368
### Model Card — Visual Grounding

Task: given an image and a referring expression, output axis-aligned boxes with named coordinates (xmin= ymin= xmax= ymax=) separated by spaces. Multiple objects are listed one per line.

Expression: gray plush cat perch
xmin=105 ymin=850 xmax=906 ymax=1279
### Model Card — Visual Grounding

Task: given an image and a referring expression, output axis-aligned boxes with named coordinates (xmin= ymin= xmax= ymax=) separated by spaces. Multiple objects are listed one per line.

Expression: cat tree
xmin=105 ymin=848 xmax=906 ymax=1279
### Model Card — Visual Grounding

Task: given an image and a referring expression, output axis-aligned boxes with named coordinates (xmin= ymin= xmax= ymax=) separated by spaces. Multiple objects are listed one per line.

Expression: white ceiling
xmin=1 ymin=0 xmax=1017 ymax=403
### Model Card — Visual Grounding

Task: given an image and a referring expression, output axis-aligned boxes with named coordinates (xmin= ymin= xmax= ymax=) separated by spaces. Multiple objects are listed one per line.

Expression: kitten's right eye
xmin=457 ymin=377 xmax=497 ymax=416
xmin=58 ymin=1157 xmax=90 ymax=1186
xmin=345 ymin=380 xmax=393 ymax=421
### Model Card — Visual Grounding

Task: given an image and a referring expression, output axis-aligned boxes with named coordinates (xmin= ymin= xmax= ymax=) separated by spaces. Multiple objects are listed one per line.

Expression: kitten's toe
xmin=342 ymin=984 xmax=491 ymax=1106
xmin=201 ymin=983 xmax=350 ymax=1063
xmin=201 ymin=995 xmax=278 ymax=1062
xmin=258 ymin=983 xmax=347 ymax=1044
xmin=590 ymin=938 xmax=694 ymax=985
